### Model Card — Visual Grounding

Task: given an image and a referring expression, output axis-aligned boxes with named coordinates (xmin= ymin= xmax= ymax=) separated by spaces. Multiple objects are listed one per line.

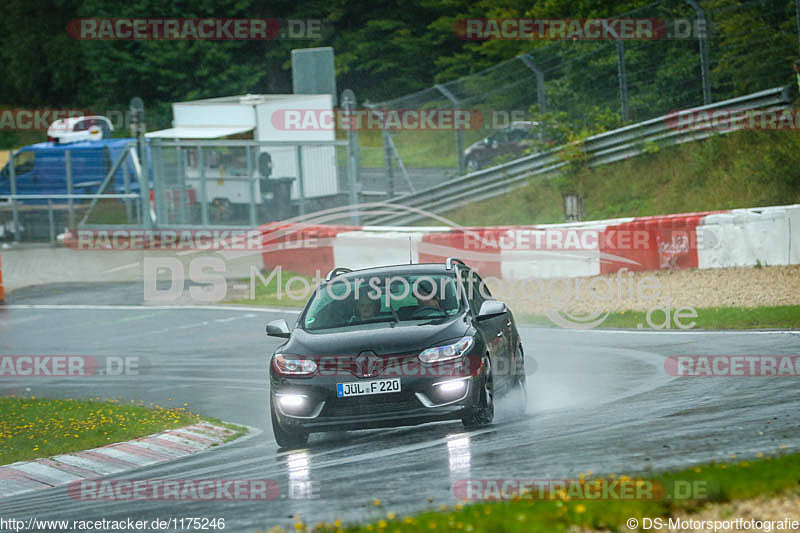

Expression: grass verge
xmin=519 ymin=305 xmax=800 ymax=330
xmin=226 ymin=271 xmax=799 ymax=330
xmin=288 ymin=451 xmax=799 ymax=533
xmin=225 ymin=270 xmax=311 ymax=308
xmin=427 ymin=130 xmax=800 ymax=227
xmin=0 ymin=397 xmax=246 ymax=465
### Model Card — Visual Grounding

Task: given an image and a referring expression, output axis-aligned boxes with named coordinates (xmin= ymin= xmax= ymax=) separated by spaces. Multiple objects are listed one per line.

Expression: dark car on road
xmin=266 ymin=259 xmax=527 ymax=448
xmin=463 ymin=121 xmax=542 ymax=171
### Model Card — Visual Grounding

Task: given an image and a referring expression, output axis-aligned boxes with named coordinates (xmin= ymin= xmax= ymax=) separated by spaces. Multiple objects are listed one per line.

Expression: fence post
xmin=65 ymin=150 xmax=75 ymax=230
xmin=47 ymin=200 xmax=55 ymax=244
xmin=296 ymin=145 xmax=307 ymax=217
xmin=383 ymin=128 xmax=395 ymax=198
xmin=519 ymin=54 xmax=547 ymax=113
xmin=8 ymin=152 xmax=20 ymax=242
xmin=247 ymin=145 xmax=257 ymax=226
xmin=796 ymin=0 xmax=800 ymax=54
xmin=121 ymin=151 xmax=132 ymax=223
xmin=435 ymin=83 xmax=465 ymax=174
xmin=153 ymin=142 xmax=166 ymax=227
xmin=130 ymin=97 xmax=151 ymax=229
xmin=141 ymin=143 xmax=153 ymax=230
xmin=686 ymin=0 xmax=712 ymax=105
xmin=128 ymin=147 xmax=145 ymax=227
xmin=616 ymin=39 xmax=630 ymax=122
xmin=341 ymin=89 xmax=360 ymax=224
xmin=176 ymin=145 xmax=187 ymax=224
xmin=199 ymin=146 xmax=209 ymax=225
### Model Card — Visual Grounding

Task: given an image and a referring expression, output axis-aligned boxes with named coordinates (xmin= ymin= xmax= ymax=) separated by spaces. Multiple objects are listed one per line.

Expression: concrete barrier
xmin=258 ymin=204 xmax=800 ymax=279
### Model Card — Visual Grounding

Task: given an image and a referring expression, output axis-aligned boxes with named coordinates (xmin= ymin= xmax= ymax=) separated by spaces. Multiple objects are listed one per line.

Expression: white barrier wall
xmin=270 ymin=204 xmax=800 ymax=280
xmin=698 ymin=205 xmax=800 ymax=269
xmin=333 ymin=230 xmax=425 ymax=271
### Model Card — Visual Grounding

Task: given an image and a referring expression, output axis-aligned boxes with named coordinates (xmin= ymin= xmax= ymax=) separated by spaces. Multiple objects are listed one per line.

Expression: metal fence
xmin=0 ymin=144 xmax=143 ymax=242
xmin=0 ymin=136 xmax=366 ymax=240
xmin=365 ymin=0 xmax=800 ymax=186
xmin=147 ymin=138 xmax=355 ymax=228
xmin=2 ymin=0 xmax=798 ymax=238
xmin=362 ymin=86 xmax=790 ymax=225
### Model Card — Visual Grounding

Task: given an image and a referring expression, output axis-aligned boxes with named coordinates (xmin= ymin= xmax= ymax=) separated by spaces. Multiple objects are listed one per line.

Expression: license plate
xmin=336 ymin=378 xmax=401 ymax=398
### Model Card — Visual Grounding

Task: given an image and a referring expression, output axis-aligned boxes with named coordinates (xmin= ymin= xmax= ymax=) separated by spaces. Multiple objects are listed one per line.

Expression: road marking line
xmin=519 ymin=326 xmax=798 ymax=335
xmin=11 ymin=462 xmax=82 ymax=485
xmin=101 ymin=262 xmax=140 ymax=274
xmin=145 ymin=436 xmax=199 ymax=454
xmin=90 ymin=447 xmax=160 ymax=467
xmin=172 ymin=428 xmax=224 ymax=443
xmin=0 ymin=422 xmax=245 ymax=501
xmin=156 ymin=434 xmax=207 ymax=450
xmin=52 ymin=454 xmax=127 ymax=475
xmin=38 ymin=458 xmax=99 ymax=479
xmin=113 ymin=442 xmax=175 ymax=461
xmin=124 ymin=440 xmax=187 ymax=458
xmin=3 ymin=304 xmax=301 ymax=314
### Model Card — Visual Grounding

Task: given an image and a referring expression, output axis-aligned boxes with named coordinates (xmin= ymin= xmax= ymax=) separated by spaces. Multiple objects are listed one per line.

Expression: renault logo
xmin=354 ymin=351 xmax=382 ymax=378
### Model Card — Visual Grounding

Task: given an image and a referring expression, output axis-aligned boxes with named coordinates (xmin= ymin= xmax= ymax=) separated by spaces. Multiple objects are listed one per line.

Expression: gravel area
xmin=572 ymin=488 xmax=800 ymax=533
xmin=663 ymin=488 xmax=800 ymax=532
xmin=489 ymin=265 xmax=800 ymax=315
xmin=613 ymin=487 xmax=800 ymax=533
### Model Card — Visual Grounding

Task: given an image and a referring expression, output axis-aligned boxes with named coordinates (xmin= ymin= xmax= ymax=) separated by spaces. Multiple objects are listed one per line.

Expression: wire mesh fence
xmin=149 ymin=140 xmax=351 ymax=227
xmin=365 ymin=0 xmax=800 ymax=189
xmin=0 ymin=143 xmax=143 ymax=241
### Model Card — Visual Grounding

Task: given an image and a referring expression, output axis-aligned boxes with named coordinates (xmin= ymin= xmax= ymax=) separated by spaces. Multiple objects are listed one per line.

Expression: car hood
xmin=281 ymin=315 xmax=471 ymax=356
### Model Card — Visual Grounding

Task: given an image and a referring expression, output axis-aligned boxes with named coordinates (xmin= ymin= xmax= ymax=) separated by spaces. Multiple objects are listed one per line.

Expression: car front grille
xmin=325 ymin=392 xmax=421 ymax=417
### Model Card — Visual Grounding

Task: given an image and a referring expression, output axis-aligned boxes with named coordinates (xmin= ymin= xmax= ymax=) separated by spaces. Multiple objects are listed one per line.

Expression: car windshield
xmin=302 ymin=273 xmax=462 ymax=331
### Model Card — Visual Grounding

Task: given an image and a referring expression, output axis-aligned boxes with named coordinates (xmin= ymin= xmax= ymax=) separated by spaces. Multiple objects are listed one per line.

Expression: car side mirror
xmin=477 ymin=300 xmax=507 ymax=320
xmin=266 ymin=319 xmax=291 ymax=338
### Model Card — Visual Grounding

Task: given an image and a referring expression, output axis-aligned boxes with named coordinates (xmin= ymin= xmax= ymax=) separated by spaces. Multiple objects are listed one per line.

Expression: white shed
xmin=146 ymin=94 xmax=338 ymax=203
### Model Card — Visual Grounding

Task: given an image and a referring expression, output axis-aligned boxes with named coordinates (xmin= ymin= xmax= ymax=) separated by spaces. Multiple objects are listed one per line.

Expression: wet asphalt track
xmin=1 ymin=283 xmax=799 ymax=532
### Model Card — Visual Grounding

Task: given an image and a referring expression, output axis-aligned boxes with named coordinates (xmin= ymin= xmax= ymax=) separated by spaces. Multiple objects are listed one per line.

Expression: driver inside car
xmin=415 ymin=280 xmax=442 ymax=310
xmin=352 ymin=295 xmax=382 ymax=323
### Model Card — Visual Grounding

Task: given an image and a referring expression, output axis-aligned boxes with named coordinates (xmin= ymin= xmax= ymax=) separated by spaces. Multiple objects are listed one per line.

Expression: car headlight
xmin=272 ymin=354 xmax=317 ymax=376
xmin=419 ymin=337 xmax=474 ymax=364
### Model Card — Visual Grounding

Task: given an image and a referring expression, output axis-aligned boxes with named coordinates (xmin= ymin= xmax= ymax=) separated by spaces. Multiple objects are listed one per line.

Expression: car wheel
xmin=462 ymin=356 xmax=494 ymax=428
xmin=510 ymin=345 xmax=528 ymax=416
xmin=465 ymin=156 xmax=480 ymax=172
xmin=270 ymin=397 xmax=309 ymax=449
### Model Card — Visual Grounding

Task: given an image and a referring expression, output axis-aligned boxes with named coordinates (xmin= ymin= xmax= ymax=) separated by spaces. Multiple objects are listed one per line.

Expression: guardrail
xmin=363 ymin=86 xmax=790 ymax=225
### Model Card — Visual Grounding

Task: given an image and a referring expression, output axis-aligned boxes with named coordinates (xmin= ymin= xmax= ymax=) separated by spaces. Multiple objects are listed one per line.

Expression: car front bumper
xmin=270 ymin=373 xmax=481 ymax=433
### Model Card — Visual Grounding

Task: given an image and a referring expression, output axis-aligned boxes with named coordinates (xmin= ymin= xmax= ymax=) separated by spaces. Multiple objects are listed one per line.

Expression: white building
xmin=146 ymin=94 xmax=338 ymax=204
